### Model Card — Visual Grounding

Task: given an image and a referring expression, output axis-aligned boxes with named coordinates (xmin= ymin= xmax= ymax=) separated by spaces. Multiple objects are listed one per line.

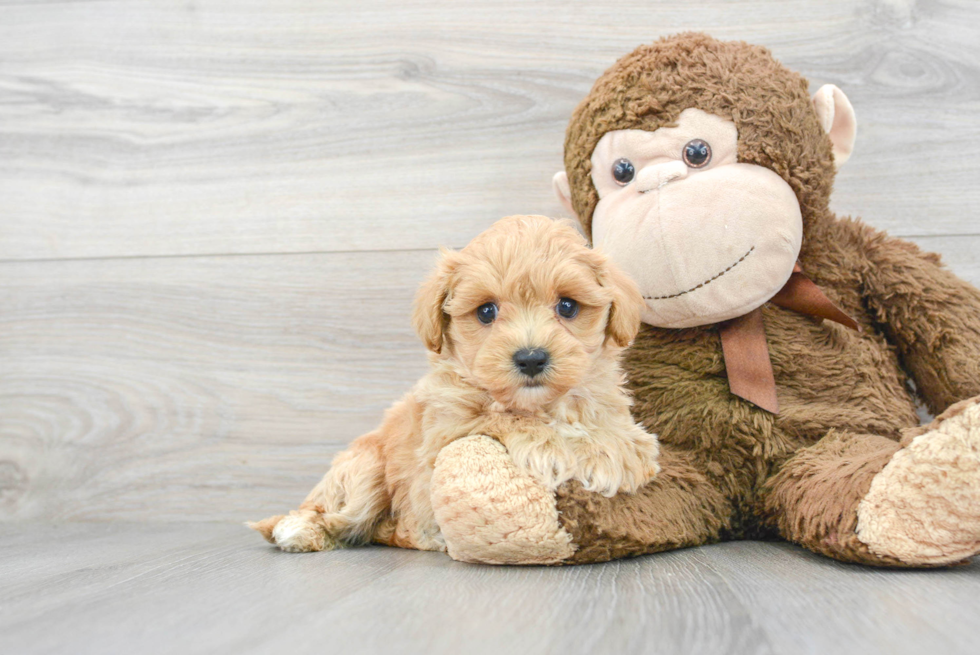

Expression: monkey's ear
xmin=552 ymin=171 xmax=577 ymax=218
xmin=412 ymin=250 xmax=457 ymax=354
xmin=812 ymin=84 xmax=857 ymax=168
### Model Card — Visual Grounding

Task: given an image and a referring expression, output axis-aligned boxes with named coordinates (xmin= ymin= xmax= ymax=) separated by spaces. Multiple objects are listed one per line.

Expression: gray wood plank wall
xmin=2 ymin=0 xmax=979 ymax=523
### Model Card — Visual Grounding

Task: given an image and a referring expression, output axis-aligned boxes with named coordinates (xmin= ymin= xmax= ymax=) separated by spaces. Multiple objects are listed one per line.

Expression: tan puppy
xmin=250 ymin=215 xmax=659 ymax=553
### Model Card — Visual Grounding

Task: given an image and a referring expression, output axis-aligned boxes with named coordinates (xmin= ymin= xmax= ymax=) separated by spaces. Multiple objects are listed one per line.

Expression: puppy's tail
xmin=247 ymin=515 xmax=285 ymax=543
xmin=248 ymin=434 xmax=389 ymax=553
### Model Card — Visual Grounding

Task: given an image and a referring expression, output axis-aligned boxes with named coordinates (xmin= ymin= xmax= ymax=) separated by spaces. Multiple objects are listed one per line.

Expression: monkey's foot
xmin=857 ymin=398 xmax=980 ymax=565
xmin=430 ymin=435 xmax=576 ymax=565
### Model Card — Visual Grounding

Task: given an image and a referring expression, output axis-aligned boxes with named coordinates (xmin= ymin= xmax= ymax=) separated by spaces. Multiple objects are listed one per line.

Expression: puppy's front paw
xmin=576 ymin=427 xmax=660 ymax=497
xmin=624 ymin=430 xmax=662 ymax=492
xmin=576 ymin=446 xmax=625 ymax=497
xmin=578 ymin=443 xmax=659 ymax=497
xmin=509 ymin=436 xmax=578 ymax=491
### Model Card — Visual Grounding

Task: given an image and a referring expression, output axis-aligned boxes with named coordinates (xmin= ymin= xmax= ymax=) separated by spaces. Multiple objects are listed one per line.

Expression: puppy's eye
xmin=682 ymin=139 xmax=711 ymax=168
xmin=556 ymin=297 xmax=579 ymax=319
xmin=611 ymin=158 xmax=635 ymax=185
xmin=476 ymin=302 xmax=498 ymax=325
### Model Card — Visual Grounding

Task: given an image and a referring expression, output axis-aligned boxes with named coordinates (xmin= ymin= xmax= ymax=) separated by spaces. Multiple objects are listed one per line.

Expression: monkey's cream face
xmin=589 ymin=108 xmax=803 ymax=328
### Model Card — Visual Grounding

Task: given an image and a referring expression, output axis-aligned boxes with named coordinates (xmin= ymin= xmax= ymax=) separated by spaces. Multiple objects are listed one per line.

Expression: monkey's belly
xmin=625 ymin=304 xmax=919 ymax=450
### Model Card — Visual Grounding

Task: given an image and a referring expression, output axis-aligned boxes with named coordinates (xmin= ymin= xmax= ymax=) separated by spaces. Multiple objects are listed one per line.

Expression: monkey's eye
xmin=556 ymin=297 xmax=579 ymax=319
xmin=682 ymin=139 xmax=711 ymax=168
xmin=611 ymin=158 xmax=635 ymax=185
xmin=476 ymin=302 xmax=498 ymax=324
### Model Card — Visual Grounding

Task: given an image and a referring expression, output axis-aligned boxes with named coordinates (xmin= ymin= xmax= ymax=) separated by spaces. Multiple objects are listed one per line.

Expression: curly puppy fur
xmin=250 ymin=215 xmax=659 ymax=553
xmin=552 ymin=33 xmax=980 ymax=565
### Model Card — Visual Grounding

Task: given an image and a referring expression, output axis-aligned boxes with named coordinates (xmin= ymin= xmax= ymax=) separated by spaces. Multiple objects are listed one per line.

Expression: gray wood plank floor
xmin=2 ymin=523 xmax=978 ymax=655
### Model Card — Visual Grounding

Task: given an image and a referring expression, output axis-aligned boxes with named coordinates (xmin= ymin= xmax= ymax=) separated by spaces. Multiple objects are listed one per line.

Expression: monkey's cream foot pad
xmin=858 ymin=399 xmax=980 ymax=565
xmin=431 ymin=435 xmax=575 ymax=564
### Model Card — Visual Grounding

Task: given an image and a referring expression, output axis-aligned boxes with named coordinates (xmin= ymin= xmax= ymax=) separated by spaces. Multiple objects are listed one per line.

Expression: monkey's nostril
xmin=513 ymin=348 xmax=550 ymax=378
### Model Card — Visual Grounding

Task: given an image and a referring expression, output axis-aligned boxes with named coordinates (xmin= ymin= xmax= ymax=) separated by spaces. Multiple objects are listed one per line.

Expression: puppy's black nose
xmin=513 ymin=348 xmax=550 ymax=378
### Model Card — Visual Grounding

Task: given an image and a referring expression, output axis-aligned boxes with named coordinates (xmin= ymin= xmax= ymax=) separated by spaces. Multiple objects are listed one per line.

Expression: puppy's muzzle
xmin=513 ymin=348 xmax=549 ymax=379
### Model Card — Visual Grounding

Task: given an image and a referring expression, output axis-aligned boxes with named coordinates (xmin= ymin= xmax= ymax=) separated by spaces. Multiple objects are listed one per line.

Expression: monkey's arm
xmin=860 ymin=226 xmax=980 ymax=414
xmin=760 ymin=398 xmax=980 ymax=567
xmin=430 ymin=434 xmax=730 ymax=565
xmin=552 ymin=444 xmax=732 ymax=563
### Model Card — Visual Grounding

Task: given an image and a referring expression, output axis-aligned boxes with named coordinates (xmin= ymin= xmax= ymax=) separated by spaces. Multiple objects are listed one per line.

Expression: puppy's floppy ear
xmin=592 ymin=250 xmax=643 ymax=347
xmin=412 ymin=248 xmax=458 ymax=354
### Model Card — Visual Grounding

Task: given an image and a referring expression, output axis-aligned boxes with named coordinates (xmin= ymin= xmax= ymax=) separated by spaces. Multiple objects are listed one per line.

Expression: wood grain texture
xmin=1 ymin=0 xmax=979 ymax=261
xmin=1 ymin=523 xmax=979 ymax=655
xmin=0 ymin=250 xmax=434 ymax=521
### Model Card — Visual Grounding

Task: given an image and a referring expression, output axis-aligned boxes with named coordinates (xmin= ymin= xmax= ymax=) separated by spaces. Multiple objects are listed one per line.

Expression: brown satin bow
xmin=718 ymin=264 xmax=859 ymax=414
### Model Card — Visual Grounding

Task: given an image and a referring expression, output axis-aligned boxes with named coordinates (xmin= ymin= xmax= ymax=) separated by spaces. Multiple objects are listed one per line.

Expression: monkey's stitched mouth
xmin=645 ymin=246 xmax=755 ymax=301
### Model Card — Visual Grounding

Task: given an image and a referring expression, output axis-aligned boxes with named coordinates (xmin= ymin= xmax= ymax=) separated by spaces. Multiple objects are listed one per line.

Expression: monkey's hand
xmin=430 ymin=435 xmax=575 ymax=565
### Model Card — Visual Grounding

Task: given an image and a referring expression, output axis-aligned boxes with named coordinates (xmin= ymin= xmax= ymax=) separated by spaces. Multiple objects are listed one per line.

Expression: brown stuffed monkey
xmin=430 ymin=33 xmax=980 ymax=566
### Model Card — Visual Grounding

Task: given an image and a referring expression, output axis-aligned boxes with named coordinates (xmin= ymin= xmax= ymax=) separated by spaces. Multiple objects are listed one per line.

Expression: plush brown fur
xmin=540 ymin=33 xmax=980 ymax=565
xmin=250 ymin=215 xmax=660 ymax=553
xmin=555 ymin=447 xmax=731 ymax=563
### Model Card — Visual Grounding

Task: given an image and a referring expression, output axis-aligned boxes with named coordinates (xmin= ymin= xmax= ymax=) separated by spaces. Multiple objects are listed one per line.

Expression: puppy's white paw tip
xmin=272 ymin=515 xmax=327 ymax=553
